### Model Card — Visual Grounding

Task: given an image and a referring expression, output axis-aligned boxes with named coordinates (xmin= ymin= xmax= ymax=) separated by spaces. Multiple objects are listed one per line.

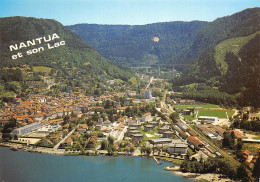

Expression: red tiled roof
xmin=143 ymin=112 xmax=151 ymax=116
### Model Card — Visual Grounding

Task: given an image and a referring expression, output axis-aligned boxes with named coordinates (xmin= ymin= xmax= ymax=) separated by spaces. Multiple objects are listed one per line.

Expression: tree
xmin=146 ymin=146 xmax=152 ymax=155
xmin=101 ymin=139 xmax=108 ymax=150
xmin=236 ymin=164 xmax=249 ymax=182
xmin=222 ymin=131 xmax=234 ymax=149
xmin=141 ymin=145 xmax=146 ymax=155
xmin=108 ymin=136 xmax=114 ymax=145
xmin=107 ymin=145 xmax=116 ymax=155
xmin=252 ymin=152 xmax=260 ymax=180
xmin=63 ymin=115 xmax=70 ymax=124
xmin=106 ymin=136 xmax=116 ymax=155
xmin=236 ymin=138 xmax=243 ymax=151
xmin=79 ymin=137 xmax=88 ymax=155
xmin=130 ymin=145 xmax=135 ymax=153
xmin=169 ymin=112 xmax=179 ymax=123
xmin=125 ymin=146 xmax=130 ymax=153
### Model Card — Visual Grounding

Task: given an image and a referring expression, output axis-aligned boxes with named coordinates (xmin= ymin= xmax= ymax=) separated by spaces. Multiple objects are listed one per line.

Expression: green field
xmin=115 ymin=79 xmax=124 ymax=83
xmin=183 ymin=115 xmax=196 ymax=121
xmin=128 ymin=77 xmax=138 ymax=84
xmin=174 ymin=104 xmax=219 ymax=109
xmin=227 ymin=110 xmax=235 ymax=118
xmin=180 ymin=83 xmax=198 ymax=88
xmin=33 ymin=66 xmax=52 ymax=73
xmin=0 ymin=91 xmax=15 ymax=97
xmin=198 ymin=110 xmax=227 ymax=118
xmin=8 ymin=81 xmax=21 ymax=86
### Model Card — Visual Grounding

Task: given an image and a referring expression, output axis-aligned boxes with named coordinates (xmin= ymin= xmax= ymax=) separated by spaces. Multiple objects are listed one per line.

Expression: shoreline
xmin=0 ymin=142 xmax=232 ymax=182
xmin=173 ymin=171 xmax=233 ymax=182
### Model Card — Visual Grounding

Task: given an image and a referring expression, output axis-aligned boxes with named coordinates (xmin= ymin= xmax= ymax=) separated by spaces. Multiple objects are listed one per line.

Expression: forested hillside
xmin=0 ymin=17 xmax=132 ymax=81
xmin=173 ymin=8 xmax=260 ymax=107
xmin=189 ymin=7 xmax=260 ymax=58
xmin=67 ymin=21 xmax=207 ymax=64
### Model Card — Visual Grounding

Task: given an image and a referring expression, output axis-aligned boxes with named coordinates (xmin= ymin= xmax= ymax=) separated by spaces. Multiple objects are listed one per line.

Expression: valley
xmin=0 ymin=7 xmax=259 ymax=182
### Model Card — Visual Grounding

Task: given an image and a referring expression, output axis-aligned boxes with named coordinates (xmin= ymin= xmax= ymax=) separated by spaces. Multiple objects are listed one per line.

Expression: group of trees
xmin=232 ymin=115 xmax=260 ymax=132
xmin=169 ymin=112 xmax=179 ymax=123
xmin=101 ymin=136 xmax=116 ymax=155
xmin=0 ymin=17 xmax=133 ymax=92
xmin=180 ymin=157 xmax=249 ymax=181
xmin=0 ymin=118 xmax=16 ymax=141
xmin=117 ymin=140 xmax=135 ymax=154
xmin=222 ymin=131 xmax=236 ymax=149
xmin=222 ymin=131 xmax=246 ymax=162
xmin=140 ymin=144 xmax=152 ymax=155
xmin=180 ymin=84 xmax=238 ymax=107
xmin=171 ymin=9 xmax=260 ymax=108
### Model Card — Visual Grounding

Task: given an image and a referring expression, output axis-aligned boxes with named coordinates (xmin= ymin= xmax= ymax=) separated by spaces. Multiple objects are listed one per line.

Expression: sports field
xmin=33 ymin=66 xmax=52 ymax=73
xmin=198 ymin=110 xmax=227 ymax=118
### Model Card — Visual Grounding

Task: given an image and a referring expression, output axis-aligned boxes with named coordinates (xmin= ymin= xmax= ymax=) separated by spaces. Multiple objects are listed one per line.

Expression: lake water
xmin=0 ymin=147 xmax=192 ymax=182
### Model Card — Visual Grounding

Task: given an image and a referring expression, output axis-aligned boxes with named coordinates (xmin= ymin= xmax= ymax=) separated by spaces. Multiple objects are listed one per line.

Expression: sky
xmin=0 ymin=0 xmax=259 ymax=25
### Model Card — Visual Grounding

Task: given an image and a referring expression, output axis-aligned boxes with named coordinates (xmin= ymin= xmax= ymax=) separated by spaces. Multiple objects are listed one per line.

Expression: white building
xmin=142 ymin=112 xmax=152 ymax=122
xmin=12 ymin=122 xmax=41 ymax=136
xmin=198 ymin=116 xmax=218 ymax=123
xmin=37 ymin=124 xmax=60 ymax=133
xmin=144 ymin=89 xmax=152 ymax=99
xmin=127 ymin=91 xmax=136 ymax=97
xmin=167 ymin=139 xmax=188 ymax=154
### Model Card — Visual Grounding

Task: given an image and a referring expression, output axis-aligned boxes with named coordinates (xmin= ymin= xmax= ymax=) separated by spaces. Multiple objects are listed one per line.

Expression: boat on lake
xmin=10 ymin=146 xmax=18 ymax=151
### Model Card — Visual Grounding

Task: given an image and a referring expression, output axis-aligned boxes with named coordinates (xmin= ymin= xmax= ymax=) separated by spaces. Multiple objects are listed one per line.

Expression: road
xmin=53 ymin=129 xmax=75 ymax=150
xmin=160 ymin=90 xmax=172 ymax=115
xmin=145 ymin=76 xmax=154 ymax=90
xmin=116 ymin=126 xmax=128 ymax=142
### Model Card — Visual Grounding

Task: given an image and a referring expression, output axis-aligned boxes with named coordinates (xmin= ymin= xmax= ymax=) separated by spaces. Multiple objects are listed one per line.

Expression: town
xmin=0 ymin=65 xmax=259 ymax=182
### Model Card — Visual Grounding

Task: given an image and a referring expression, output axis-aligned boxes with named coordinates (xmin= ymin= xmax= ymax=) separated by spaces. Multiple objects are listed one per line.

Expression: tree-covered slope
xmin=0 ymin=17 xmax=132 ymax=81
xmin=184 ymin=8 xmax=260 ymax=83
xmin=67 ymin=21 xmax=207 ymax=65
xmin=67 ymin=8 xmax=259 ymax=68
xmin=172 ymin=8 xmax=260 ymax=107
xmin=189 ymin=7 xmax=260 ymax=58
xmin=175 ymin=30 xmax=259 ymax=107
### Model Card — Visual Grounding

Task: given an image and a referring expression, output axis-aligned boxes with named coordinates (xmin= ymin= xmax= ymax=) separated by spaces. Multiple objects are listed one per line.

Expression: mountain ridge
xmin=67 ymin=7 xmax=260 ymax=67
xmin=67 ymin=21 xmax=207 ymax=65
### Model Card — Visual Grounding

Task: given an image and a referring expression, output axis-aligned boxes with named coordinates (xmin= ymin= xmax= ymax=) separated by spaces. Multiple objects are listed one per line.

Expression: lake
xmin=0 ymin=147 xmax=192 ymax=182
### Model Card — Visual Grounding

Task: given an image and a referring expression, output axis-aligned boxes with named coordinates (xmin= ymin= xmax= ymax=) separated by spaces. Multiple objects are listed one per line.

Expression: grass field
xmin=179 ymin=83 xmax=198 ymax=88
xmin=0 ymin=91 xmax=15 ymax=97
xmin=198 ymin=110 xmax=227 ymax=118
xmin=183 ymin=115 xmax=196 ymax=121
xmin=33 ymin=66 xmax=52 ymax=73
xmin=8 ymin=81 xmax=21 ymax=86
xmin=115 ymin=79 xmax=124 ymax=83
xmin=174 ymin=104 xmax=219 ymax=109
xmin=227 ymin=110 xmax=235 ymax=118
xmin=128 ymin=77 xmax=138 ymax=84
